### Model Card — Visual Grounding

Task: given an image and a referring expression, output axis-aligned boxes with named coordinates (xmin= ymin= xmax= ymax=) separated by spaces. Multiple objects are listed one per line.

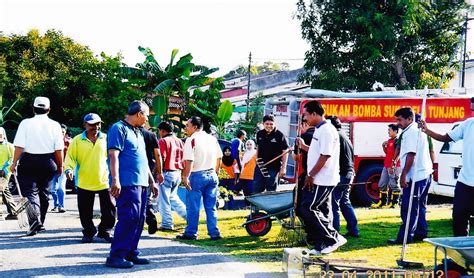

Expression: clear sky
xmin=1 ymin=0 xmax=307 ymax=75
xmin=1 ymin=0 xmax=473 ymax=76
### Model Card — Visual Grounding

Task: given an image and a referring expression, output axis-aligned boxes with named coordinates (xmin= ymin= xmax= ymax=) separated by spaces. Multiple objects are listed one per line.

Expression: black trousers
xmin=453 ymin=181 xmax=474 ymax=237
xmin=77 ymin=187 xmax=116 ymax=237
xmin=17 ymin=153 xmax=56 ymax=227
xmin=145 ymin=186 xmax=157 ymax=229
xmin=299 ymin=184 xmax=338 ymax=251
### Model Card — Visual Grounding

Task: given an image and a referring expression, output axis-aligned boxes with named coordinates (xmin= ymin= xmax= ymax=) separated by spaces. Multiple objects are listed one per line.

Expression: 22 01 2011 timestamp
xmin=317 ymin=270 xmax=445 ymax=277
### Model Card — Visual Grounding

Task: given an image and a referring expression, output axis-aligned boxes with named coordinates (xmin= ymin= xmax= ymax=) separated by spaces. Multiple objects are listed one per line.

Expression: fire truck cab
xmin=265 ymin=88 xmax=474 ymax=206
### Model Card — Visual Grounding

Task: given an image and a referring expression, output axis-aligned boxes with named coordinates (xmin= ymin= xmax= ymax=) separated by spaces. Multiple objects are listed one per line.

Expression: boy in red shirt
xmin=372 ymin=124 xmax=401 ymax=208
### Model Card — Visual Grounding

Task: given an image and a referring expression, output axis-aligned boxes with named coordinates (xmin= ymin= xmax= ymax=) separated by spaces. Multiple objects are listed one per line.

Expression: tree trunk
xmin=394 ymin=56 xmax=409 ymax=88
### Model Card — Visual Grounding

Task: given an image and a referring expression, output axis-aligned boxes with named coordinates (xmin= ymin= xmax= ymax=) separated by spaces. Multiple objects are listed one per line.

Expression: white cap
xmin=33 ymin=97 xmax=50 ymax=109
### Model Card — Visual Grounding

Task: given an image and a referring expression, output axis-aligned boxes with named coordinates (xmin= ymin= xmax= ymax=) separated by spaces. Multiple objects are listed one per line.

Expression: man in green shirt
xmin=65 ymin=113 xmax=116 ymax=243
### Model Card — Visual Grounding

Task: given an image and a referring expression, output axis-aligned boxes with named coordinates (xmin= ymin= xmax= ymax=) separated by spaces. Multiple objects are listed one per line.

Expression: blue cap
xmin=83 ymin=113 xmax=102 ymax=124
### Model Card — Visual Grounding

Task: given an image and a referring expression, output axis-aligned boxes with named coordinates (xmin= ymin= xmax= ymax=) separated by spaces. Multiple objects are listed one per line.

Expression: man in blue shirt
xmin=420 ymin=117 xmax=474 ymax=236
xmin=105 ymin=101 xmax=158 ymax=269
xmin=231 ymin=130 xmax=246 ymax=174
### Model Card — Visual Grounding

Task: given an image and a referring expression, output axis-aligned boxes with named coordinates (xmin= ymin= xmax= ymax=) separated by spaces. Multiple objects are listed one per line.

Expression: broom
xmin=276 ymin=113 xmax=307 ymax=247
xmin=12 ymin=169 xmax=38 ymax=232
xmin=396 ymin=94 xmax=427 ymax=269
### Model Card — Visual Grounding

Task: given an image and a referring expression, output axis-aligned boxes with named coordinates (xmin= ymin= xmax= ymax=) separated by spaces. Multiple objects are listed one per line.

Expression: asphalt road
xmin=0 ymin=195 xmax=285 ymax=277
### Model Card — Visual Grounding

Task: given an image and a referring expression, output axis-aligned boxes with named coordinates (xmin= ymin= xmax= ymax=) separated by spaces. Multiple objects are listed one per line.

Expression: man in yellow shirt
xmin=0 ymin=127 xmax=17 ymax=220
xmin=65 ymin=113 xmax=116 ymax=243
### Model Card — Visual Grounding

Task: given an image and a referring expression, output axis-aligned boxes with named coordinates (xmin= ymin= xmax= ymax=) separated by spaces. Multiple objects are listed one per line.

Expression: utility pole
xmin=246 ymin=52 xmax=252 ymax=121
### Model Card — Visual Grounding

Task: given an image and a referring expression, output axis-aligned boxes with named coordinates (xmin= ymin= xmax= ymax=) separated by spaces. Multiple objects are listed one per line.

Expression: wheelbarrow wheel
xmin=435 ymin=259 xmax=467 ymax=278
xmin=245 ymin=212 xmax=272 ymax=237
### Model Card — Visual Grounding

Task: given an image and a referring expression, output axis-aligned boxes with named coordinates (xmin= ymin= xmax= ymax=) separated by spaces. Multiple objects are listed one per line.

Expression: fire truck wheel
xmin=353 ymin=164 xmax=384 ymax=206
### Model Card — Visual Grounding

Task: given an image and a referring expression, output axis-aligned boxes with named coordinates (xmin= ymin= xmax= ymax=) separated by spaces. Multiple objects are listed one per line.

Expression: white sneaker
xmin=308 ymin=249 xmax=322 ymax=256
xmin=321 ymin=235 xmax=347 ymax=254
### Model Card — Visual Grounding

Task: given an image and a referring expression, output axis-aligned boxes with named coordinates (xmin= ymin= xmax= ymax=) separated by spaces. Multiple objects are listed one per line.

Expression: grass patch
xmin=149 ymin=204 xmax=458 ymax=270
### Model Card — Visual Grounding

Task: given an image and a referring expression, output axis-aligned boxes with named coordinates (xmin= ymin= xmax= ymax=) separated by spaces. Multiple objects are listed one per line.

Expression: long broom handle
xmin=260 ymin=147 xmax=294 ymax=167
xmin=400 ymin=94 xmax=427 ymax=261
xmin=12 ymin=166 xmax=24 ymax=199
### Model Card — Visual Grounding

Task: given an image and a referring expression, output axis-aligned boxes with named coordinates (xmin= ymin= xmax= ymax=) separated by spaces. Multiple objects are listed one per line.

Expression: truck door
xmin=434 ymin=124 xmax=463 ymax=197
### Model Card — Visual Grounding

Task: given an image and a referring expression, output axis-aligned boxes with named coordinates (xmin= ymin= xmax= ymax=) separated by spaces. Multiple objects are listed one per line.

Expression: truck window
xmin=440 ymin=140 xmax=463 ymax=155
xmin=440 ymin=124 xmax=463 ymax=155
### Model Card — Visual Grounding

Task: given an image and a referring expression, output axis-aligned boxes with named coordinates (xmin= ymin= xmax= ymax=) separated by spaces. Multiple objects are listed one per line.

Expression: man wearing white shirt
xmin=420 ymin=116 xmax=474 ymax=236
xmin=10 ymin=96 xmax=64 ymax=236
xmin=388 ymin=107 xmax=432 ymax=244
xmin=296 ymin=101 xmax=345 ymax=255
xmin=176 ymin=116 xmax=223 ymax=240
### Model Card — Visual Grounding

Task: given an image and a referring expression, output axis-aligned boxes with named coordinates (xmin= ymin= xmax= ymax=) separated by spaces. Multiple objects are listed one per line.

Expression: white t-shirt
xmin=447 ymin=117 xmax=474 ymax=186
xmin=13 ymin=114 xmax=64 ymax=154
xmin=183 ymin=130 xmax=223 ymax=172
xmin=399 ymin=123 xmax=433 ymax=182
xmin=307 ymin=122 xmax=340 ymax=186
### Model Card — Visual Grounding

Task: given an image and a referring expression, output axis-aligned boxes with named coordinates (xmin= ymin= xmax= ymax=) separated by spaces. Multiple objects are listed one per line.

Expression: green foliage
xmin=123 ymin=47 xmax=222 ymax=132
xmin=1 ymin=29 xmax=137 ymax=128
xmin=77 ymin=53 xmax=146 ymax=127
xmin=0 ymin=98 xmax=20 ymax=126
xmin=223 ymin=61 xmax=290 ymax=79
xmin=235 ymin=92 xmax=265 ymax=139
xmin=295 ymin=0 xmax=470 ymax=91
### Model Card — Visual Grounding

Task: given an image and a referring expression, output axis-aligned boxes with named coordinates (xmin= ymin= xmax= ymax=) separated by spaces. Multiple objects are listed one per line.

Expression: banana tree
xmin=190 ymin=100 xmax=234 ymax=138
xmin=121 ymin=47 xmax=219 ymax=129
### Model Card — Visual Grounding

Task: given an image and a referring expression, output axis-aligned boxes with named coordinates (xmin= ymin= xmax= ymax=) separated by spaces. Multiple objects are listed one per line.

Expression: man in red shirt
xmin=157 ymin=121 xmax=187 ymax=231
xmin=372 ymin=124 xmax=401 ymax=208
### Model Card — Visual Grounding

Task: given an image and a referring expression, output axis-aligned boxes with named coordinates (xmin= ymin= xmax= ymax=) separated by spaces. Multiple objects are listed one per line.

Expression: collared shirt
xmin=159 ymin=134 xmax=184 ymax=171
xmin=13 ymin=114 xmax=64 ymax=154
xmin=447 ymin=117 xmax=474 ymax=186
xmin=399 ymin=123 xmax=433 ymax=182
xmin=65 ymin=131 xmax=109 ymax=191
xmin=0 ymin=141 xmax=14 ymax=179
xmin=307 ymin=121 xmax=340 ymax=186
xmin=107 ymin=120 xmax=148 ymax=187
xmin=183 ymin=130 xmax=223 ymax=172
xmin=256 ymin=128 xmax=289 ymax=170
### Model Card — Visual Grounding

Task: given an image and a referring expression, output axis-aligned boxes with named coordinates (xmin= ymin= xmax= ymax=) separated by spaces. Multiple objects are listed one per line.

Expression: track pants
xmin=299 ymin=184 xmax=339 ymax=251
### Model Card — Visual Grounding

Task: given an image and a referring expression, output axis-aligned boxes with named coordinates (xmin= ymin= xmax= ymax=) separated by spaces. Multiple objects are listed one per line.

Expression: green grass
xmin=149 ymin=204 xmax=456 ymax=270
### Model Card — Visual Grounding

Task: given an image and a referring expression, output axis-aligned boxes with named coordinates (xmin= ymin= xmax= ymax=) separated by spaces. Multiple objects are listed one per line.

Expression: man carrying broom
xmin=10 ymin=96 xmax=64 ymax=236
xmin=388 ymin=107 xmax=432 ymax=244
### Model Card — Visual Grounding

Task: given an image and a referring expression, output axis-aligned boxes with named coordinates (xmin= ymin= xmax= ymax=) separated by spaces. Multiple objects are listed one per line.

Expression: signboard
xmin=300 ymin=98 xmax=473 ymax=123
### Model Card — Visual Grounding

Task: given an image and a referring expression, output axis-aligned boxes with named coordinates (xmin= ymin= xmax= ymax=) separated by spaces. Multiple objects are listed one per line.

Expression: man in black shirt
xmin=253 ymin=115 xmax=289 ymax=193
xmin=327 ymin=116 xmax=360 ymax=238
xmin=139 ymin=127 xmax=163 ymax=234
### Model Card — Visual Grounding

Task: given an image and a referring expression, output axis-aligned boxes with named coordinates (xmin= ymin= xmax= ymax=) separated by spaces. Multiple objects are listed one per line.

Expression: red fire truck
xmin=265 ymin=88 xmax=474 ymax=206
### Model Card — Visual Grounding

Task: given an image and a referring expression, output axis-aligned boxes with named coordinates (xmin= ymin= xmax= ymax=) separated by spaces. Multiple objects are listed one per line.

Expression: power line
xmin=252 ymin=57 xmax=305 ymax=61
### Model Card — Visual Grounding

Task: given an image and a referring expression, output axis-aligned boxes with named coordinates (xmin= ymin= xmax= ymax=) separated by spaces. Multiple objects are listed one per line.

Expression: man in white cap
xmin=10 ymin=96 xmax=64 ymax=236
xmin=65 ymin=113 xmax=116 ymax=243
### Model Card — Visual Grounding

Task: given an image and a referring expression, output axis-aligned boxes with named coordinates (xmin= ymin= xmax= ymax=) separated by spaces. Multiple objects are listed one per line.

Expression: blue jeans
xmin=51 ymin=173 xmax=66 ymax=208
xmin=332 ymin=174 xmax=359 ymax=236
xmin=252 ymin=166 xmax=279 ymax=194
xmin=396 ymin=176 xmax=431 ymax=242
xmin=184 ymin=169 xmax=220 ymax=238
xmin=159 ymin=171 xmax=187 ymax=229
xmin=109 ymin=186 xmax=147 ymax=259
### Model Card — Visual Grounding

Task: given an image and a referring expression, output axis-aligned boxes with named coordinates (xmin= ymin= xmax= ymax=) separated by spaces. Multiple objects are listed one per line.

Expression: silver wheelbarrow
xmin=424 ymin=236 xmax=474 ymax=277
